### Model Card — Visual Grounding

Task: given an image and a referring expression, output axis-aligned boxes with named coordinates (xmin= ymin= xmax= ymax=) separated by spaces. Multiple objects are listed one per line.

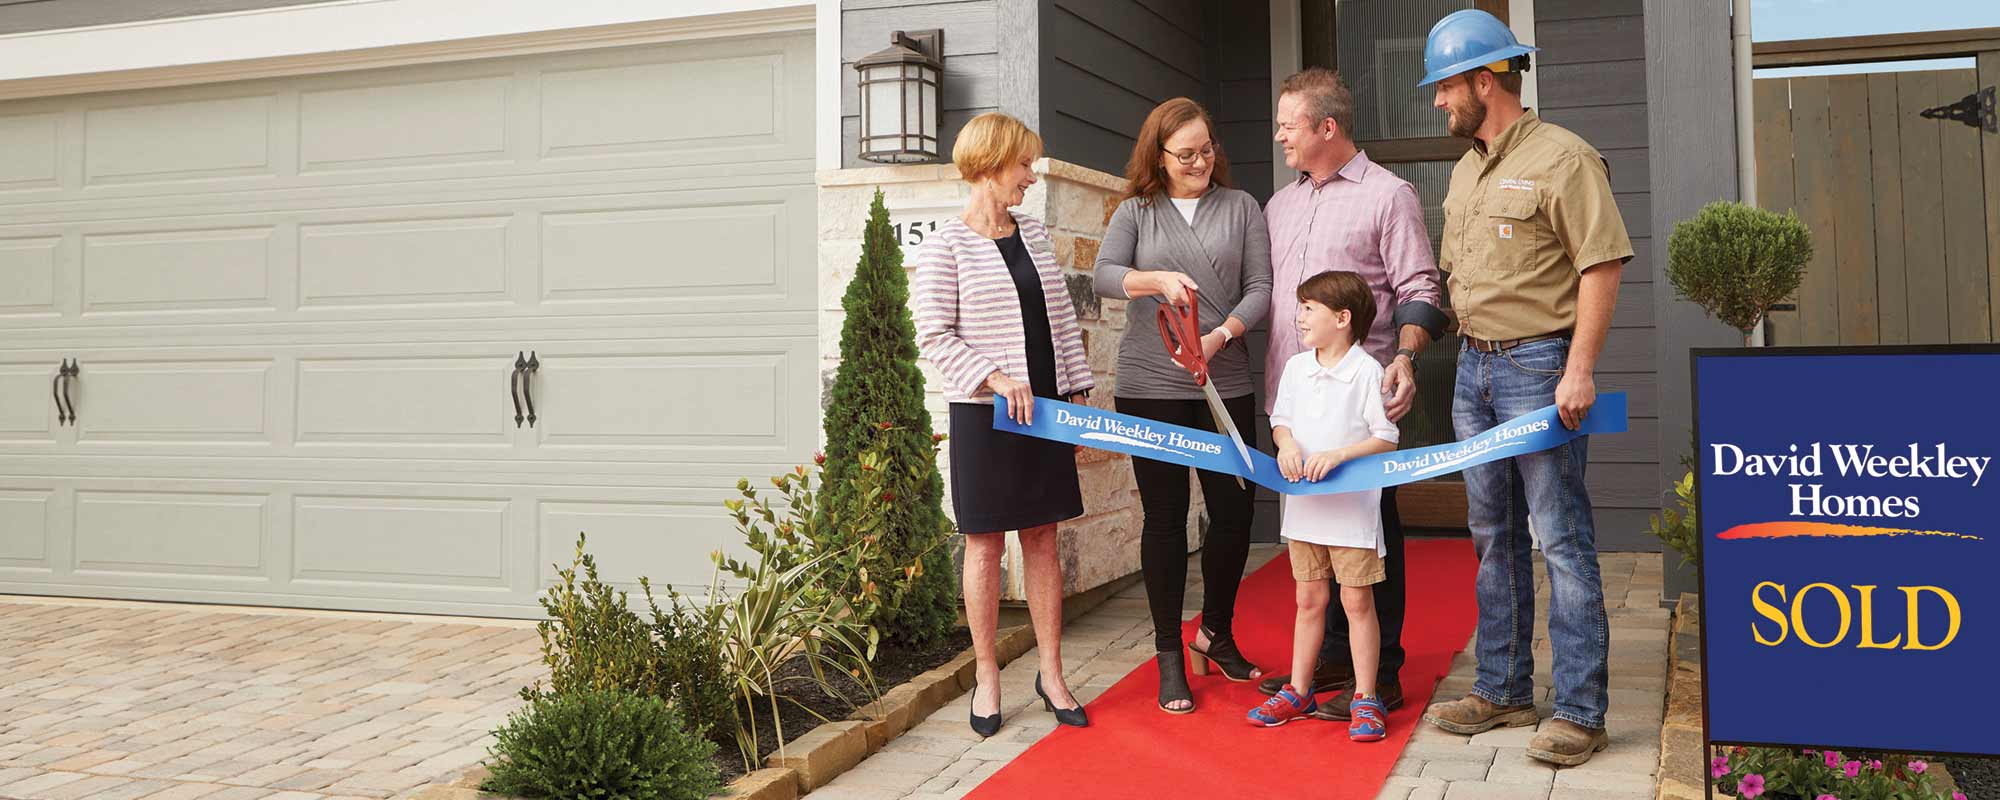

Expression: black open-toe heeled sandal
xmin=1187 ymin=624 xmax=1263 ymax=683
xmin=1156 ymin=649 xmax=1195 ymax=714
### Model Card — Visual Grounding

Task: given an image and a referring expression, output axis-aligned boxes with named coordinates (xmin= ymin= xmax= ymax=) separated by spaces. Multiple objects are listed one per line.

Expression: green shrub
xmin=721 ymin=430 xmax=952 ymax=646
xmin=643 ymin=579 xmax=733 ymax=748
xmin=1667 ymin=201 xmax=1813 ymax=338
xmin=1648 ymin=469 xmax=1700 ymax=569
xmin=818 ymin=190 xmax=960 ymax=647
xmin=483 ymin=687 xmax=721 ymax=800
xmin=526 ymin=535 xmax=731 ymax=744
xmin=526 ymin=535 xmax=662 ymax=701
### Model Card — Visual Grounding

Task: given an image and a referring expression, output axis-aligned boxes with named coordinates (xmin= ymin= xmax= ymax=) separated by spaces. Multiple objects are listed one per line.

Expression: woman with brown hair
xmin=1093 ymin=97 xmax=1273 ymax=714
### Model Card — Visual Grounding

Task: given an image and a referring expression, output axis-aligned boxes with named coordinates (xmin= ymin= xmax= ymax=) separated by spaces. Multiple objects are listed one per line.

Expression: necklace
xmin=965 ymin=213 xmax=1014 ymax=239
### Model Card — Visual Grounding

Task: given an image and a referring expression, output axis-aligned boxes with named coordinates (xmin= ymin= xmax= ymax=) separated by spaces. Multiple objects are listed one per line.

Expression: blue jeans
xmin=1452 ymin=336 xmax=1610 ymax=730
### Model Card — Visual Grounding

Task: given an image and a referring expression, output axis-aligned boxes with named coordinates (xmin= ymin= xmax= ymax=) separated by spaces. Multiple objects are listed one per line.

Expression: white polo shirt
xmin=1269 ymin=345 xmax=1401 ymax=552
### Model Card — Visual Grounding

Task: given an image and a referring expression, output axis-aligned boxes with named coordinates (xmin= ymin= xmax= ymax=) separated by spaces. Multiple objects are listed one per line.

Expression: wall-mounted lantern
xmin=855 ymin=29 xmax=944 ymax=163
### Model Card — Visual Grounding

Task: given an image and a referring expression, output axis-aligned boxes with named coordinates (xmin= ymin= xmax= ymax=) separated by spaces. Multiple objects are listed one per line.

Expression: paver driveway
xmin=0 ymin=596 xmax=544 ymax=800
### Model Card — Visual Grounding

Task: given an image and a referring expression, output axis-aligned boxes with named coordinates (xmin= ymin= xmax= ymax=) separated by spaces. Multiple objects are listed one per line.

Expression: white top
xmin=1169 ymin=196 xmax=1199 ymax=225
xmin=1269 ymin=345 xmax=1401 ymax=551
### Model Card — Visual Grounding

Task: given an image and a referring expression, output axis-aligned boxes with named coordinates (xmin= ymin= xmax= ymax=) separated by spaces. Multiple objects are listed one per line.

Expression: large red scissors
xmin=1156 ymin=287 xmax=1255 ymax=486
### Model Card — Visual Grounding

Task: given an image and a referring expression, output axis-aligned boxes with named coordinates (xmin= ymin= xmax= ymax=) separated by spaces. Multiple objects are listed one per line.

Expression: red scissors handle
xmin=1156 ymin=286 xmax=1208 ymax=387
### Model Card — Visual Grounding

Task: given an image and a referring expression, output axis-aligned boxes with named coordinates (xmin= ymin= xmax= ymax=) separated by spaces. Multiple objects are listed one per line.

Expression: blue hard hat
xmin=1417 ymin=9 xmax=1538 ymax=87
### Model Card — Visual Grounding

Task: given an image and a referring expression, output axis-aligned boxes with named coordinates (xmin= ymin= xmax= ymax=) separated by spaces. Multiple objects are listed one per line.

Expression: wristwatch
xmin=1395 ymin=347 xmax=1419 ymax=367
xmin=1212 ymin=326 xmax=1234 ymax=342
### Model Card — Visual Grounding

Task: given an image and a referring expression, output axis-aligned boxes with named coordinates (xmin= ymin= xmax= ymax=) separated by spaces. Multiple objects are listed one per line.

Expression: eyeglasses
xmin=1162 ymin=144 xmax=1216 ymax=166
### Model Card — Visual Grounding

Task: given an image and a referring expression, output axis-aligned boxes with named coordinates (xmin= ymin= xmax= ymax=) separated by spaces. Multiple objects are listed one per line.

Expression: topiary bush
xmin=483 ymin=687 xmax=722 ymax=800
xmin=1666 ymin=201 xmax=1813 ymax=341
xmin=818 ymin=189 xmax=959 ymax=647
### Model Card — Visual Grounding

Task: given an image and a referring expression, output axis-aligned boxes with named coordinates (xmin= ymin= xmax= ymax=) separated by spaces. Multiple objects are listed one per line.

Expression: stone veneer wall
xmin=817 ymin=159 xmax=1208 ymax=601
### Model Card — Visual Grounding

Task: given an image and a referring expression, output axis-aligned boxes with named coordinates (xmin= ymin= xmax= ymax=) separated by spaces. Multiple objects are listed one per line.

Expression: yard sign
xmin=1693 ymin=346 xmax=2000 ymax=759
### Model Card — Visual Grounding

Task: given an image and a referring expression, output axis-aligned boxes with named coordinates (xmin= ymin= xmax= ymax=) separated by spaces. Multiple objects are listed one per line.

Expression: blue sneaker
xmin=1248 ymin=685 xmax=1318 ymax=727
xmin=1349 ymin=693 xmax=1388 ymax=741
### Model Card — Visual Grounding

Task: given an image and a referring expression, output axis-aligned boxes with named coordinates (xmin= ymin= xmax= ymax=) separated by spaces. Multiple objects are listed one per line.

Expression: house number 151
xmin=892 ymin=220 xmax=939 ymax=247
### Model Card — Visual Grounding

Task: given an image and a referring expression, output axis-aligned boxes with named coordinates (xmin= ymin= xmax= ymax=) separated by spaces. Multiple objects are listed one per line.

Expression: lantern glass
xmin=863 ymin=64 xmax=901 ymax=141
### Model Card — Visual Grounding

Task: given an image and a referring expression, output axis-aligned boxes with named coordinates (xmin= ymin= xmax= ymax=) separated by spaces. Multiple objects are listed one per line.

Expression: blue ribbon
xmin=994 ymin=393 xmax=1627 ymax=495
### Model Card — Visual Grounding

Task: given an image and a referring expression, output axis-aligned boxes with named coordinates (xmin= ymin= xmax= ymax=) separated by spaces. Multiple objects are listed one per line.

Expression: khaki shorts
xmin=1289 ymin=540 xmax=1386 ymax=586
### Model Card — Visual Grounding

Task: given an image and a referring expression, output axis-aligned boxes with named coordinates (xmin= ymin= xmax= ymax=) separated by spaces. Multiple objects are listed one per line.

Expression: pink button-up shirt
xmin=1263 ymin=150 xmax=1443 ymax=414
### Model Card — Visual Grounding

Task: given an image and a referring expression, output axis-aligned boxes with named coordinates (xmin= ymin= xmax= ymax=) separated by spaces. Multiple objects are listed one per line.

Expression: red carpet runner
xmin=966 ymin=538 xmax=1478 ymax=800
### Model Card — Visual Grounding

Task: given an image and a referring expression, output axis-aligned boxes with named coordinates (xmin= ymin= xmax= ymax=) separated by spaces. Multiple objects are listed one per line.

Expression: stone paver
xmin=805 ymin=544 xmax=1668 ymax=800
xmin=0 ymin=596 xmax=542 ymax=799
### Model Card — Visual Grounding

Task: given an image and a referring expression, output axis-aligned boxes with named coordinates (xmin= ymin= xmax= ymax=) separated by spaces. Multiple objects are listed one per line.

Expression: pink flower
xmin=1711 ymin=756 xmax=1730 ymax=779
xmin=1817 ymin=795 xmax=1840 ymax=800
xmin=1824 ymin=750 xmax=1842 ymax=768
xmin=1909 ymin=760 xmax=1928 ymax=775
xmin=1954 ymin=792 xmax=1967 ymax=800
xmin=1739 ymin=773 xmax=1766 ymax=799
xmin=1844 ymin=761 xmax=1861 ymax=779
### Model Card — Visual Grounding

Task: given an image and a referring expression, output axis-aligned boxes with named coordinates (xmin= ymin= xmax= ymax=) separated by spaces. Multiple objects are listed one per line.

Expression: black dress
xmin=947 ymin=229 xmax=1085 ymax=534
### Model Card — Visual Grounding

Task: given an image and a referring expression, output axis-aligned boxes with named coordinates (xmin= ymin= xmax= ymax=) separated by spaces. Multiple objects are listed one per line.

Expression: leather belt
xmin=1463 ymin=329 xmax=1571 ymax=353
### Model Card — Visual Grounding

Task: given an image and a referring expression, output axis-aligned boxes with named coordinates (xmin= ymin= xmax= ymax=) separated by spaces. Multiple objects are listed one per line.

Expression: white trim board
xmin=0 ymin=0 xmax=813 ymax=101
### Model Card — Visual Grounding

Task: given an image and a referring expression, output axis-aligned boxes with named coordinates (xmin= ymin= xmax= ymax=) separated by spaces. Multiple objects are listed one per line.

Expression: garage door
xmin=0 ymin=32 xmax=818 ymax=617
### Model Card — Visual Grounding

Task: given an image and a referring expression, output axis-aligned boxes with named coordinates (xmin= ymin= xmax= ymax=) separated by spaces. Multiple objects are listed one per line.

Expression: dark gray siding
xmin=1642 ymin=0 xmax=1741 ymax=596
xmin=1037 ymin=0 xmax=1208 ymax=178
xmin=1537 ymin=0 xmax=1661 ymax=551
xmin=1206 ymin=1 xmax=1274 ymax=202
xmin=0 ymin=0 xmax=334 ymax=34
xmin=842 ymin=0 xmax=1023 ymax=168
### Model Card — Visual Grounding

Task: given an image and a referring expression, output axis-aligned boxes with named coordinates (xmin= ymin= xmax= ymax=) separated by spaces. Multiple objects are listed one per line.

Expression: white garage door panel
xmin=535 ymin=353 xmax=785 ymax=447
xmin=542 ymin=202 xmax=782 ymax=300
xmin=538 ymin=500 xmax=754 ymax=591
xmin=0 ymin=31 xmax=814 ymax=616
xmin=292 ymin=495 xmax=509 ymax=588
xmin=73 ymin=489 xmax=268 ymax=577
xmin=0 ymin=362 xmax=58 ymax=441
xmin=299 ymin=76 xmax=512 ymax=172
xmin=0 ymin=113 xmax=59 ymax=191
xmin=295 ymin=356 xmax=512 ymax=446
xmin=85 ymin=94 xmax=278 ymax=185
xmin=0 ymin=236 xmax=59 ymax=315
xmin=0 ymin=488 xmax=52 ymax=568
xmin=299 ymin=216 xmax=512 ymax=308
xmin=82 ymin=227 xmax=276 ymax=314
xmin=73 ymin=359 xmax=274 ymax=444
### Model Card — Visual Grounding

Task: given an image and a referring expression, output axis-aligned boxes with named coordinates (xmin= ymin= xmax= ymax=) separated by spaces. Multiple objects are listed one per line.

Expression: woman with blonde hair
xmin=913 ymin=112 xmax=1094 ymax=736
xmin=1093 ymin=97 xmax=1273 ymax=714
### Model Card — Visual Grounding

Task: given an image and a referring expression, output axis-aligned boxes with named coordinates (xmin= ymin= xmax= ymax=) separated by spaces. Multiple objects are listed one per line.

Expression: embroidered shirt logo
xmin=1498 ymin=178 xmax=1536 ymax=192
xmin=1498 ymin=223 xmax=1515 ymax=240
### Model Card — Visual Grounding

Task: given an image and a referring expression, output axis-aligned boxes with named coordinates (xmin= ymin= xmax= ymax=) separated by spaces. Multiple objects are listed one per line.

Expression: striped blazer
xmin=912 ymin=213 xmax=1095 ymax=404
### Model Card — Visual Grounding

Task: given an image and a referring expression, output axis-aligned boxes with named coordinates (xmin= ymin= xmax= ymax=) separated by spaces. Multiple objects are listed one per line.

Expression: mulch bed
xmin=1943 ymin=756 xmax=1997 ymax=799
xmin=713 ymin=628 xmax=973 ymax=782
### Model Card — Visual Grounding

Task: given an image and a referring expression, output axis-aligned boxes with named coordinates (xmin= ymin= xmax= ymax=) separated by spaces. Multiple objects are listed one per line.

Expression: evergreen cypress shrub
xmin=818 ymin=190 xmax=959 ymax=647
xmin=483 ymin=687 xmax=722 ymax=800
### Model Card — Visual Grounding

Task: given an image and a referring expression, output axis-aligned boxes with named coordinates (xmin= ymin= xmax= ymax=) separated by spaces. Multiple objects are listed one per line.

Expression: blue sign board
xmin=1693 ymin=347 xmax=1999 ymax=756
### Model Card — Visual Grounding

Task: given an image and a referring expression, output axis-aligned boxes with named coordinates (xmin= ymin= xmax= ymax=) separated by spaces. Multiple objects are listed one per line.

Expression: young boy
xmin=1247 ymin=270 xmax=1401 ymax=741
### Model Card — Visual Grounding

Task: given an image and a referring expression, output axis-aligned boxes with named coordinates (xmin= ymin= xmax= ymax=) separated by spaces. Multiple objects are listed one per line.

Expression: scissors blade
xmin=1201 ymin=383 xmax=1252 ymax=489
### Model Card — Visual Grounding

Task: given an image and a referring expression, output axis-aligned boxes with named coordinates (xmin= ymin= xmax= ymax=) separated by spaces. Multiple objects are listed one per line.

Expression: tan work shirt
xmin=1439 ymin=111 xmax=1634 ymax=342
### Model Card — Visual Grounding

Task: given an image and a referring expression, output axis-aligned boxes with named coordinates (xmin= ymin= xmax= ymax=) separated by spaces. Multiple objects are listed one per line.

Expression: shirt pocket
xmin=1483 ymin=190 xmax=1541 ymax=272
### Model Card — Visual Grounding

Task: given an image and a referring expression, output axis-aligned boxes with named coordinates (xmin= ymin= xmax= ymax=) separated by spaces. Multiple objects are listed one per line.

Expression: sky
xmin=1751 ymin=0 xmax=2000 ymax=76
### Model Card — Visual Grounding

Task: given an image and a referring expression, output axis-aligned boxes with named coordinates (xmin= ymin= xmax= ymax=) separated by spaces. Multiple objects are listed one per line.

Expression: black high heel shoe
xmin=1187 ymin=624 xmax=1263 ymax=683
xmin=1157 ymin=650 xmax=1194 ymax=714
xmin=1034 ymin=673 xmax=1089 ymax=727
xmin=968 ymin=682 xmax=1002 ymax=738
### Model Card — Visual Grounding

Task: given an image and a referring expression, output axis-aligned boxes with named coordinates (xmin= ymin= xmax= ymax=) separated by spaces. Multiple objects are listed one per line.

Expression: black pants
xmin=1316 ymin=486 xmax=1407 ymax=683
xmin=1115 ymin=394 xmax=1258 ymax=653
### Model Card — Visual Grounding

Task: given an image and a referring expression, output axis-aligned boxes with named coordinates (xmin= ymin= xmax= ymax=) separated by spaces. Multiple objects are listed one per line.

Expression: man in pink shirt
xmin=1253 ymin=67 xmax=1448 ymax=721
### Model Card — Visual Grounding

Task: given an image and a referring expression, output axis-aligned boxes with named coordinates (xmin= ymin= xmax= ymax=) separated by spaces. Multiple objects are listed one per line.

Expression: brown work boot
xmin=1527 ymin=719 xmax=1610 ymax=766
xmin=1422 ymin=693 xmax=1538 ymax=734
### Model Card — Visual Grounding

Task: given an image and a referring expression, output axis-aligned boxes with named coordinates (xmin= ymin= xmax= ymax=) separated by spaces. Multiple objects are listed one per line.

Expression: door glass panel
xmin=1337 ymin=0 xmax=1476 ymax=141
xmin=1372 ymin=158 xmax=1460 ymax=450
